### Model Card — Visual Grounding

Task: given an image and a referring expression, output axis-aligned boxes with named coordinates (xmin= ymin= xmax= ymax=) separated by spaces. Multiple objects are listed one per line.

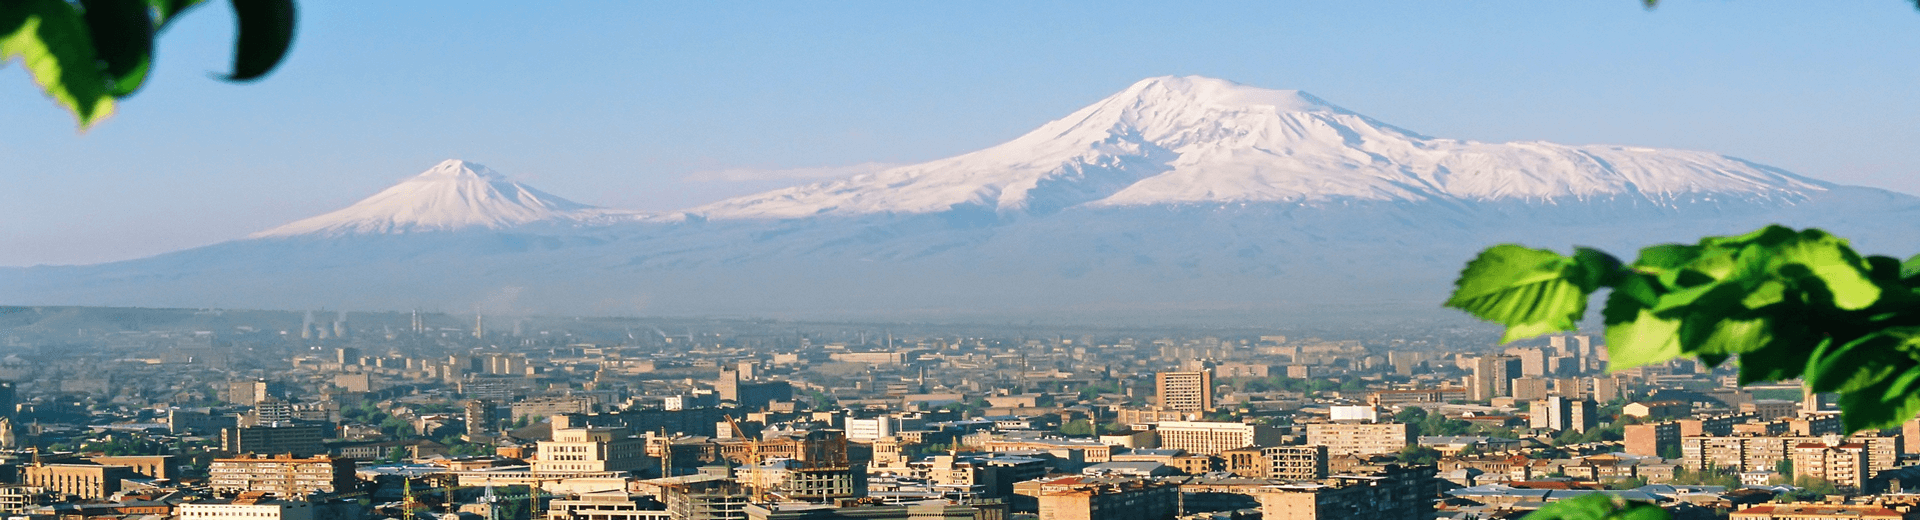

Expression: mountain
xmin=694 ymin=76 xmax=1827 ymax=219
xmin=5 ymin=76 xmax=1916 ymax=324
xmin=251 ymin=159 xmax=647 ymax=238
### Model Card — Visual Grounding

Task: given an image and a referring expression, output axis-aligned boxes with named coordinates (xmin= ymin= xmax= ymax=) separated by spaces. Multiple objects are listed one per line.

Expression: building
xmin=177 ymin=495 xmax=316 ymax=520
xmin=224 ymin=379 xmax=286 ymax=407
xmin=845 ymin=415 xmax=927 ymax=443
xmin=1731 ymin=504 xmax=1919 ymax=520
xmin=717 ymin=369 xmax=793 ymax=411
xmin=654 ymin=474 xmax=749 ymax=520
xmin=168 ymin=408 xmax=239 ymax=435
xmin=1470 ymin=356 xmax=1521 ymax=401
xmin=1530 ymin=397 xmax=1596 ymax=433
xmin=221 ymin=422 xmax=328 ymax=456
xmin=1306 ymin=422 xmax=1412 ymax=455
xmin=1791 ymin=440 xmax=1870 ymax=491
xmin=1680 ymin=435 xmax=1898 ymax=477
xmin=1264 ymin=446 xmax=1329 ymax=481
xmin=536 ymin=427 xmax=649 ymax=475
xmin=1511 ymin=378 xmax=1549 ymax=401
xmin=514 ymin=396 xmax=595 ymax=421
xmin=208 ymin=455 xmax=357 ymax=496
xmin=1156 ymin=421 xmax=1283 ymax=455
xmin=1366 ymin=388 xmax=1469 ymax=405
xmin=89 ymin=455 xmax=181 ymax=480
xmin=1026 ymin=476 xmax=1178 ymax=520
xmin=1623 ymin=422 xmax=1681 ymax=457
xmin=23 ymin=463 xmax=136 ymax=499
xmin=545 ymin=490 xmax=671 ymax=520
xmin=465 ymin=399 xmax=500 ymax=436
xmin=1258 ymin=465 xmax=1435 ymax=520
xmin=1742 ymin=400 xmax=1798 ymax=420
xmin=1624 ymin=401 xmax=1692 ymax=421
xmin=1154 ymin=371 xmax=1214 ymax=413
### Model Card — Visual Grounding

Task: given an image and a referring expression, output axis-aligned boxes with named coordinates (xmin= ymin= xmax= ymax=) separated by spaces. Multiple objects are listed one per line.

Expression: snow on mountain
xmin=251 ymin=160 xmax=646 ymax=238
xmin=694 ymin=76 xmax=1827 ymax=219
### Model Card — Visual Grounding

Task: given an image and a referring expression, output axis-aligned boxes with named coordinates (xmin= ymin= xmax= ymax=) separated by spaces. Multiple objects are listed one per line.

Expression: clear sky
xmin=4 ymin=1 xmax=1919 ymax=267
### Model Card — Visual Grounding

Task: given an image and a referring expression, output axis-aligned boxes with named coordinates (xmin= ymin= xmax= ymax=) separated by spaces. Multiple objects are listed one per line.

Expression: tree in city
xmin=2 ymin=0 xmax=295 ymax=130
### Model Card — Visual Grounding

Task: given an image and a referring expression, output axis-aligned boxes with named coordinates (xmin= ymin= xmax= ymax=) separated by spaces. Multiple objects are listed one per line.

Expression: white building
xmin=1154 ymin=421 xmax=1283 ymax=455
xmin=178 ymin=498 xmax=314 ymax=520
xmin=845 ymin=415 xmax=929 ymax=443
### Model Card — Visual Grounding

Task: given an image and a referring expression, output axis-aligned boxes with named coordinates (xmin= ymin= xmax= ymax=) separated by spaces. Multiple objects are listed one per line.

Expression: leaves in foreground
xmin=1528 ymin=495 xmax=1670 ymax=520
xmin=1447 ymin=225 xmax=1920 ymax=432
xmin=0 ymin=0 xmax=296 ymax=130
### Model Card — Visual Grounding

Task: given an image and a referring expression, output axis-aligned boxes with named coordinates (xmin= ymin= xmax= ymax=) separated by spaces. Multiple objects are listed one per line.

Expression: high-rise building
xmin=464 ymin=399 xmax=499 ymax=436
xmin=1470 ymin=356 xmax=1521 ymax=401
xmin=335 ymin=347 xmax=359 ymax=366
xmin=1155 ymin=371 xmax=1214 ymax=412
xmin=1624 ymin=422 xmax=1682 ymax=457
xmin=1530 ymin=396 xmax=1596 ymax=433
xmin=1511 ymin=378 xmax=1549 ymax=401
xmin=221 ymin=422 xmax=327 ymax=456
xmin=1503 ymin=347 xmax=1547 ymax=377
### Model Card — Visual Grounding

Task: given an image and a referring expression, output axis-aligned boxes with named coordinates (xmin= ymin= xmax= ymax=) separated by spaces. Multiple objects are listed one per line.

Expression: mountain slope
xmin=252 ymin=160 xmax=645 ymax=238
xmin=695 ymin=76 xmax=1826 ymax=219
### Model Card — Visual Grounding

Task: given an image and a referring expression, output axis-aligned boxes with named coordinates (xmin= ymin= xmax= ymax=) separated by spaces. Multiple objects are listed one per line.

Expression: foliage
xmin=1669 ymin=466 xmax=1741 ymax=488
xmin=1448 ymin=226 xmax=1920 ymax=432
xmin=1059 ymin=419 xmax=1095 ymax=436
xmin=1526 ymin=494 xmax=1669 ymax=520
xmin=1397 ymin=445 xmax=1441 ymax=465
xmin=0 ymin=0 xmax=296 ymax=129
xmin=81 ymin=436 xmax=168 ymax=455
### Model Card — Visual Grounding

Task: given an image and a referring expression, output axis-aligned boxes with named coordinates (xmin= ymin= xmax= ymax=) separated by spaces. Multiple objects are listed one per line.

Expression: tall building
xmin=1503 ymin=347 xmax=1547 ymax=377
xmin=1154 ymin=371 xmax=1214 ymax=413
xmin=1530 ymin=396 xmax=1596 ymax=433
xmin=1511 ymin=378 xmax=1549 ymax=401
xmin=1470 ymin=356 xmax=1521 ymax=401
xmin=464 ymin=399 xmax=499 ymax=436
xmin=715 ymin=369 xmax=792 ymax=411
xmin=208 ymin=455 xmax=357 ymax=496
xmin=1791 ymin=440 xmax=1871 ymax=491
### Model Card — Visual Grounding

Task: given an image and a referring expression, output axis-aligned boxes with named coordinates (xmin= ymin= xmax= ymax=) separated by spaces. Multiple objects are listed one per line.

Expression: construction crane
xmin=723 ymin=415 xmax=768 ymax=504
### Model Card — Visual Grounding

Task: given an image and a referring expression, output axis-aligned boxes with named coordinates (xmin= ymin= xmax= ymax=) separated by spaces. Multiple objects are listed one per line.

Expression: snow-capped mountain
xmin=251 ymin=159 xmax=644 ymax=238
xmin=5 ymin=76 xmax=1915 ymax=324
xmin=696 ymin=76 xmax=1826 ymax=219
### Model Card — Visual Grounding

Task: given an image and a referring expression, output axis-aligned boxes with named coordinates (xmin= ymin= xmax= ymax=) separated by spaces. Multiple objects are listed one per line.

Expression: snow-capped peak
xmin=251 ymin=160 xmax=635 ymax=238
xmin=692 ymin=75 xmax=1827 ymax=219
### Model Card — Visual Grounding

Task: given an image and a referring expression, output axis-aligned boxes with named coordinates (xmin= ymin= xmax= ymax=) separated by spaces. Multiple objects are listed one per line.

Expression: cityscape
xmin=0 ymin=306 xmax=1900 ymax=520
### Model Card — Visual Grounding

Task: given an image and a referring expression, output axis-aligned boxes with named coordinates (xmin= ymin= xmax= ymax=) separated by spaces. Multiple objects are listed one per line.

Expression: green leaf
xmin=1804 ymin=330 xmax=1913 ymax=394
xmin=1605 ymin=303 xmax=1684 ymax=371
xmin=1632 ymin=244 xmax=1700 ymax=271
xmin=223 ymin=0 xmax=293 ymax=81
xmin=1524 ymin=494 xmax=1671 ymax=520
xmin=79 ymin=0 xmax=154 ymax=96
xmin=1 ymin=0 xmax=117 ymax=128
xmin=1447 ymin=245 xmax=1597 ymax=343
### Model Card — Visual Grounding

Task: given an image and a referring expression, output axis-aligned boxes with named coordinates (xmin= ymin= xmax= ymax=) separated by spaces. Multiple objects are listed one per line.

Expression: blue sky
xmin=4 ymin=1 xmax=1919 ymax=266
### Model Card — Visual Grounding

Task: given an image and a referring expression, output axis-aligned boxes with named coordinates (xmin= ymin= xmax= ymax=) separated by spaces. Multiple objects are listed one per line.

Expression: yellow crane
xmin=723 ymin=415 xmax=767 ymax=504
